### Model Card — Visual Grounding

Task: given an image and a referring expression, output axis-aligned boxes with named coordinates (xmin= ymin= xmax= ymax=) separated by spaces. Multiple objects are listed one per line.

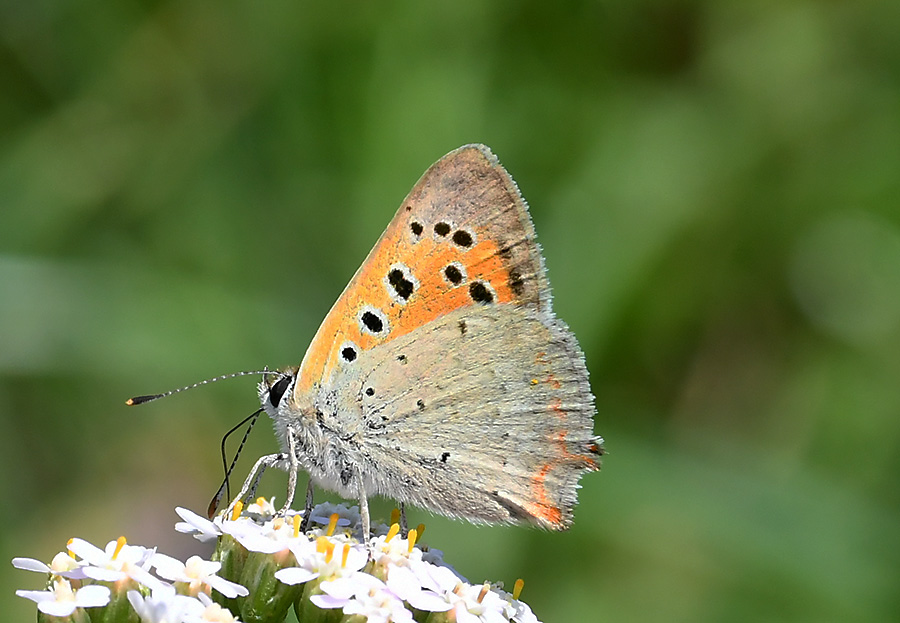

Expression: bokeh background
xmin=2 ymin=2 xmax=899 ymax=621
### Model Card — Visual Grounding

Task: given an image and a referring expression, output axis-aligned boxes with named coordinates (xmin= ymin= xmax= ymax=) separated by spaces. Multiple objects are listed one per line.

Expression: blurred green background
xmin=2 ymin=1 xmax=899 ymax=621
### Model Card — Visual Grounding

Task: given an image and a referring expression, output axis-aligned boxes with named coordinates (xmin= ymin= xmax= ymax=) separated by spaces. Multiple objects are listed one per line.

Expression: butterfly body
xmin=259 ymin=144 xmax=601 ymax=531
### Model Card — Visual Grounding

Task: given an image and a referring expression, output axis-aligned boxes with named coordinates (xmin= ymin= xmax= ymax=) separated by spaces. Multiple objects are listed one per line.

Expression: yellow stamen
xmin=530 ymin=378 xmax=539 ymax=385
xmin=390 ymin=508 xmax=401 ymax=525
xmin=273 ymin=517 xmax=284 ymax=530
xmin=66 ymin=538 xmax=76 ymax=559
xmin=112 ymin=536 xmax=127 ymax=560
xmin=292 ymin=515 xmax=302 ymax=538
xmin=513 ymin=578 xmax=525 ymax=600
xmin=341 ymin=543 xmax=350 ymax=568
xmin=230 ymin=500 xmax=244 ymax=522
xmin=477 ymin=582 xmax=490 ymax=603
xmin=316 ymin=537 xmax=328 ymax=554
xmin=255 ymin=496 xmax=267 ymax=507
xmin=324 ymin=541 xmax=335 ymax=564
xmin=407 ymin=528 xmax=418 ymax=554
xmin=416 ymin=523 xmax=426 ymax=539
xmin=385 ymin=523 xmax=400 ymax=543
xmin=326 ymin=513 xmax=340 ymax=537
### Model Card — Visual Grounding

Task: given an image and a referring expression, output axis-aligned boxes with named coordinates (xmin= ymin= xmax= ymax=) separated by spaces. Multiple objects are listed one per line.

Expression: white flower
xmin=243 ymin=496 xmax=278 ymax=519
xmin=311 ymin=572 xmax=414 ymax=623
xmin=68 ymin=536 xmax=166 ymax=591
xmin=184 ymin=592 xmax=243 ymax=623
xmin=494 ymin=585 xmax=540 ymax=623
xmin=411 ymin=567 xmax=510 ymax=623
xmin=175 ymin=507 xmax=223 ymax=543
xmin=16 ymin=577 xmax=109 ymax=617
xmin=386 ymin=564 xmax=451 ymax=613
xmin=305 ymin=502 xmax=359 ymax=530
xmin=448 ymin=582 xmax=510 ymax=623
xmin=275 ymin=537 xmax=367 ymax=586
xmin=369 ymin=530 xmax=414 ymax=561
xmin=509 ymin=598 xmax=539 ymax=623
xmin=151 ymin=553 xmax=248 ymax=598
xmin=127 ymin=586 xmax=204 ymax=623
xmin=224 ymin=512 xmax=311 ymax=555
xmin=12 ymin=550 xmax=87 ymax=580
xmin=367 ymin=529 xmax=463 ymax=607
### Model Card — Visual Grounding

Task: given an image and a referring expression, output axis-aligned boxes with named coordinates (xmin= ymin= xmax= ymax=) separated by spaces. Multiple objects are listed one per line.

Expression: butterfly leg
xmin=278 ymin=424 xmax=300 ymax=515
xmin=299 ymin=479 xmax=315 ymax=532
xmin=246 ymin=462 xmax=268 ymax=500
xmin=399 ymin=502 xmax=408 ymax=537
xmin=356 ymin=475 xmax=372 ymax=553
xmin=225 ymin=452 xmax=285 ymax=517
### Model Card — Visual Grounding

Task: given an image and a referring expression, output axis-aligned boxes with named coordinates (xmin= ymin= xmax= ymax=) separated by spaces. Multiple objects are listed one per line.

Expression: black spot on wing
xmin=469 ymin=281 xmax=494 ymax=304
xmin=388 ymin=268 xmax=415 ymax=301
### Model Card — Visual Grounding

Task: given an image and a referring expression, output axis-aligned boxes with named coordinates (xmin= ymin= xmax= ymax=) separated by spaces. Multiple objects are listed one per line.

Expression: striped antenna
xmin=208 ymin=408 xmax=264 ymax=518
xmin=125 ymin=370 xmax=276 ymax=406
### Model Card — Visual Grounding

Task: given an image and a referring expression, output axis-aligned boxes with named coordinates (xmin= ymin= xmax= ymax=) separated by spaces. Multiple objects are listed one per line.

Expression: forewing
xmin=292 ymin=144 xmax=549 ymax=399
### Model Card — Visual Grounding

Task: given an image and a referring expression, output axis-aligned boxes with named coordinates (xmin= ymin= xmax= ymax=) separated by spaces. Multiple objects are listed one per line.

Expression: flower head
xmin=151 ymin=553 xmax=248 ymax=598
xmin=68 ymin=535 xmax=166 ymax=591
xmin=14 ymin=502 xmax=545 ymax=623
xmin=312 ymin=571 xmax=414 ymax=623
xmin=127 ymin=586 xmax=204 ymax=623
xmin=12 ymin=548 xmax=87 ymax=580
xmin=16 ymin=577 xmax=109 ymax=617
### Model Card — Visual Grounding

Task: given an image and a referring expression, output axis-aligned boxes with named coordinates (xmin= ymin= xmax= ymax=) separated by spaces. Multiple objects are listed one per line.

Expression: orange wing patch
xmin=295 ymin=219 xmax=519 ymax=394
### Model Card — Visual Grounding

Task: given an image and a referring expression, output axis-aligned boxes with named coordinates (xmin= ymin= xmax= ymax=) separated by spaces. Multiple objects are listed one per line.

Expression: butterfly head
xmin=258 ymin=367 xmax=298 ymax=412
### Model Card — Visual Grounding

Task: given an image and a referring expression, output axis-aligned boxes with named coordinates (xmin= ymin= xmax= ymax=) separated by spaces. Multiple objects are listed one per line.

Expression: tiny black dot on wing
xmin=341 ymin=346 xmax=357 ymax=362
xmin=417 ymin=399 xmax=425 ymax=411
xmin=440 ymin=451 xmax=450 ymax=463
xmin=434 ymin=222 xmax=451 ymax=237
xmin=365 ymin=387 xmax=375 ymax=397
xmin=410 ymin=221 xmax=423 ymax=236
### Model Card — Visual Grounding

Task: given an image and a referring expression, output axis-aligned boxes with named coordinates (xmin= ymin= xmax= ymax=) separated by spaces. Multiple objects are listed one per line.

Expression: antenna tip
xmin=126 ymin=394 xmax=162 ymax=406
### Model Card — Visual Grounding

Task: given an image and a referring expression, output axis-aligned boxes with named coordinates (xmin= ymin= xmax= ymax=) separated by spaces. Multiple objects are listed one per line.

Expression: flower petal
xmin=11 ymin=557 xmax=50 ymax=573
xmin=74 ymin=585 xmax=111 ymax=608
xmin=37 ymin=599 xmax=78 ymax=617
xmin=274 ymin=567 xmax=318 ymax=585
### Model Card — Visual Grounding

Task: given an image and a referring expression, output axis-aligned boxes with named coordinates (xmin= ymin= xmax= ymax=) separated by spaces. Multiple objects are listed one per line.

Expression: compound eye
xmin=269 ymin=375 xmax=292 ymax=407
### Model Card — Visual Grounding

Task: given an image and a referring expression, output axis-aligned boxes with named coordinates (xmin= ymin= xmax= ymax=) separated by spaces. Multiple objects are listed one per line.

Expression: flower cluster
xmin=14 ymin=499 xmax=539 ymax=623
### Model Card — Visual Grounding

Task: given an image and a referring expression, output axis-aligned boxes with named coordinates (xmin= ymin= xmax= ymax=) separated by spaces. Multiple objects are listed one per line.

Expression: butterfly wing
xmin=292 ymin=144 xmax=550 ymax=397
xmin=333 ymin=304 xmax=600 ymax=529
xmin=289 ymin=144 xmax=600 ymax=528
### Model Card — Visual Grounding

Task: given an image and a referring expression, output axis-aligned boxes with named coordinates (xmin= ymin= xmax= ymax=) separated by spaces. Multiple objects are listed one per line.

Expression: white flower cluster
xmin=14 ymin=534 xmax=246 ymax=622
xmin=14 ymin=500 xmax=539 ymax=623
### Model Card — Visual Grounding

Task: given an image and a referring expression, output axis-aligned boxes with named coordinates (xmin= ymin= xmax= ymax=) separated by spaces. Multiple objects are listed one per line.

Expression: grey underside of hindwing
xmin=322 ymin=304 xmax=597 ymax=526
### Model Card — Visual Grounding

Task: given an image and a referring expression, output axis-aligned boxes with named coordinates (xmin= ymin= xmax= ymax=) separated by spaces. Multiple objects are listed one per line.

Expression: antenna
xmin=125 ymin=370 xmax=275 ymax=406
xmin=208 ymin=408 xmax=264 ymax=518
xmin=125 ymin=370 xmax=279 ymax=517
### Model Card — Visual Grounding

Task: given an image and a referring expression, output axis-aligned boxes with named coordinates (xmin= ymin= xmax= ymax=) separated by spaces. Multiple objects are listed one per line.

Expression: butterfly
xmin=233 ymin=144 xmax=603 ymax=538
